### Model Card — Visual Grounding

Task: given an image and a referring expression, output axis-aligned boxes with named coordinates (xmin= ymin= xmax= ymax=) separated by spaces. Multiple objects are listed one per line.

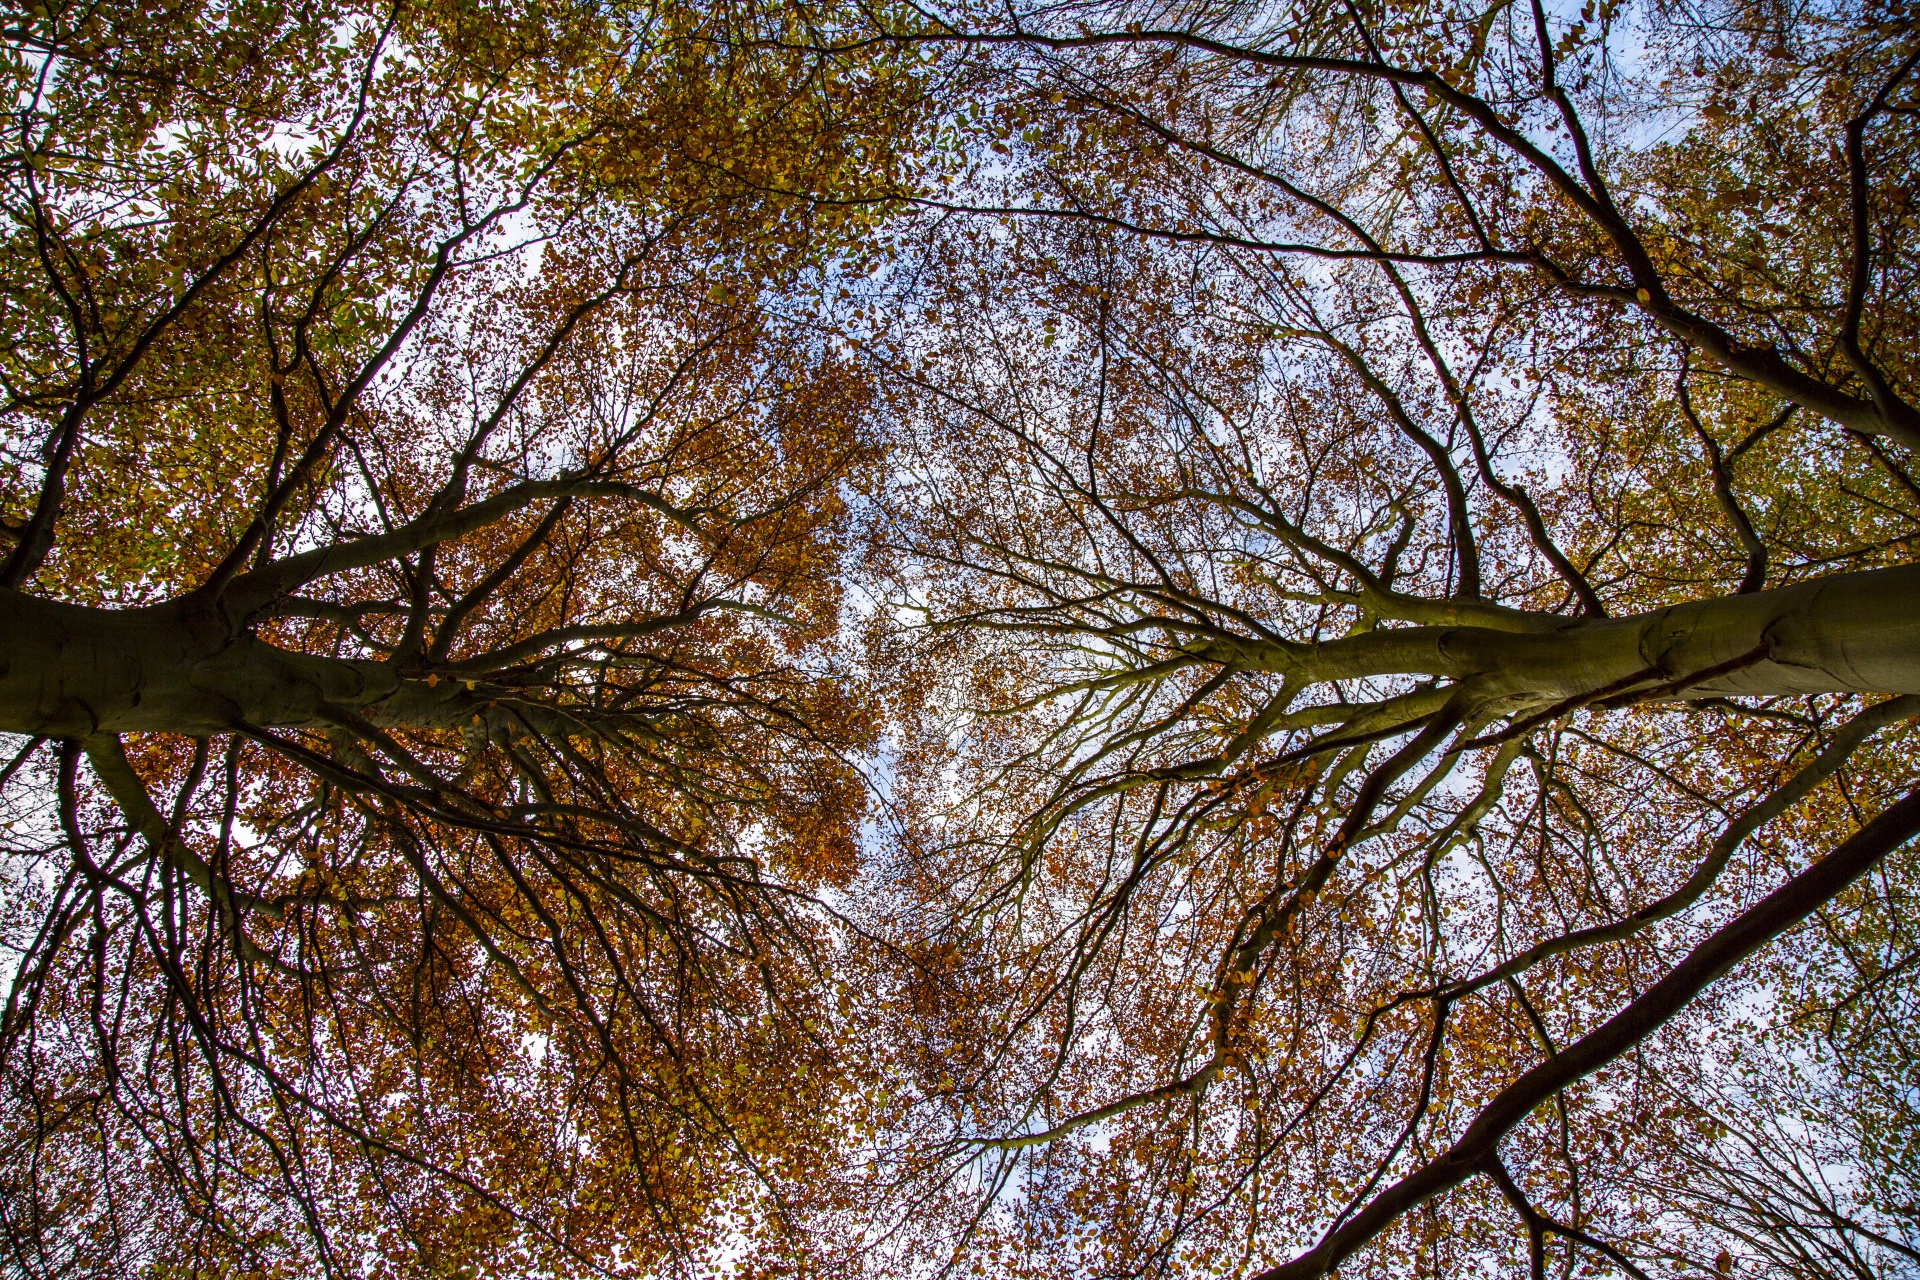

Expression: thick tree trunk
xmin=1206 ymin=563 xmax=1920 ymax=701
xmin=0 ymin=588 xmax=474 ymax=738
xmin=5 ymin=564 xmax=1916 ymax=742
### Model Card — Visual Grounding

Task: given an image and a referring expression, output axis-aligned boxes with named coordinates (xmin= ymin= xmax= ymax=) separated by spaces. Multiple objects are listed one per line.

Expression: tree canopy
xmin=2 ymin=0 xmax=1917 ymax=1277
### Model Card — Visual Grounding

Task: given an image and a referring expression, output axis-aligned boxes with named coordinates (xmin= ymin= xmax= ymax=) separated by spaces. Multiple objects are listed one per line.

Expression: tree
xmin=0 ymin=0 xmax=924 ymax=1273
xmin=849 ymin=0 xmax=1920 ymax=1275
xmin=1617 ymin=1059 xmax=1920 ymax=1279
xmin=5 ymin=0 xmax=1919 ymax=1275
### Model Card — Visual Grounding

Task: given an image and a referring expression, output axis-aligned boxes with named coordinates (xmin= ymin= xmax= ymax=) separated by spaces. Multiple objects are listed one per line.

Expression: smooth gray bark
xmin=6 ymin=562 xmax=1916 ymax=745
xmin=1199 ymin=562 xmax=1920 ymax=702
xmin=0 ymin=588 xmax=476 ymax=739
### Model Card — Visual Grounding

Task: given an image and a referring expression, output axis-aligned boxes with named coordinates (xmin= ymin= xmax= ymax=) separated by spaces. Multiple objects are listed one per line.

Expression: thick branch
xmin=1201 ymin=562 xmax=1920 ymax=699
xmin=1252 ymin=786 xmax=1920 ymax=1280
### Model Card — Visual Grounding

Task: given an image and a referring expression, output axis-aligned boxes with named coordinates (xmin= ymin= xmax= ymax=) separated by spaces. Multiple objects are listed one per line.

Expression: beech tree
xmin=856 ymin=0 xmax=1920 ymax=1275
xmin=4 ymin=0 xmax=1919 ymax=1276
xmin=0 ymin=0 xmax=923 ymax=1273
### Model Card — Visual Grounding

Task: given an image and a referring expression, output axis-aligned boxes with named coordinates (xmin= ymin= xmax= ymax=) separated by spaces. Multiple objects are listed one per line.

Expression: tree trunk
xmin=0 ymin=588 xmax=475 ymax=738
xmin=5 ymin=564 xmax=1916 ymax=744
xmin=1202 ymin=563 xmax=1920 ymax=700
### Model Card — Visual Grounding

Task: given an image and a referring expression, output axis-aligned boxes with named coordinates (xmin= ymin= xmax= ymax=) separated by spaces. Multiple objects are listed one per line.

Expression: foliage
xmin=840 ymin=0 xmax=1920 ymax=1276
xmin=0 ymin=0 xmax=1918 ymax=1276
xmin=0 ymin=0 xmax=926 ymax=1272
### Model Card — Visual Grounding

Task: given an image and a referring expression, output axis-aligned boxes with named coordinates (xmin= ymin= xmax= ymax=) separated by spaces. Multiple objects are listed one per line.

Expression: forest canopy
xmin=1 ymin=0 xmax=1917 ymax=1277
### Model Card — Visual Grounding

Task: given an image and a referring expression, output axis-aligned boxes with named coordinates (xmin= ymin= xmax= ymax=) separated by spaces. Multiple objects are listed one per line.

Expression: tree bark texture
xmin=9 ymin=563 xmax=1915 ymax=747
xmin=0 ymin=588 xmax=485 ymax=738
xmin=1196 ymin=563 xmax=1920 ymax=701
